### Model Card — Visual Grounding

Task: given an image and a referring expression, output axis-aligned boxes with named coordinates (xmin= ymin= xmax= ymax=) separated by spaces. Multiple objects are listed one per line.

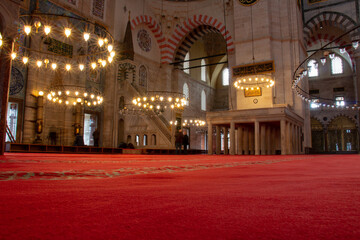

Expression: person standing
xmin=175 ymin=129 xmax=183 ymax=154
xmin=93 ymin=128 xmax=100 ymax=147
xmin=182 ymin=131 xmax=189 ymax=154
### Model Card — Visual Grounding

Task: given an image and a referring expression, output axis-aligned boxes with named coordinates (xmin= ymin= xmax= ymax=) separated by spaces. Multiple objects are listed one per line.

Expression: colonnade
xmin=208 ymin=119 xmax=303 ymax=155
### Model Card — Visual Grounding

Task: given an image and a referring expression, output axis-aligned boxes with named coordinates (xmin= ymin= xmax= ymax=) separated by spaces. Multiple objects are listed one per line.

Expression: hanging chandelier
xmin=132 ymin=91 xmax=188 ymax=114
xmin=233 ymin=75 xmax=275 ymax=90
xmin=0 ymin=4 xmax=117 ymax=108
xmin=169 ymin=118 xmax=206 ymax=127
xmin=43 ymin=86 xmax=103 ymax=106
xmin=292 ymin=24 xmax=360 ymax=110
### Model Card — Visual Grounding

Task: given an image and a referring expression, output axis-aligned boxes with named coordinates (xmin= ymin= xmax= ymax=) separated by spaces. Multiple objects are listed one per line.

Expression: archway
xmin=327 ymin=116 xmax=358 ymax=152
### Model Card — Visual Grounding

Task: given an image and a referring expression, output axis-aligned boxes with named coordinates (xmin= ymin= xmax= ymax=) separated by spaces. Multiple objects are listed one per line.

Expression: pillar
xmin=0 ymin=38 xmax=13 ymax=155
xmin=266 ymin=126 xmax=271 ymax=155
xmin=238 ymin=126 xmax=243 ymax=155
xmin=230 ymin=122 xmax=235 ymax=155
xmin=224 ymin=126 xmax=228 ymax=155
xmin=243 ymin=127 xmax=249 ymax=155
xmin=280 ymin=119 xmax=286 ymax=155
xmin=255 ymin=121 xmax=260 ymax=155
xmin=260 ymin=124 xmax=266 ymax=155
xmin=208 ymin=123 xmax=213 ymax=155
xmin=249 ymin=128 xmax=254 ymax=155
xmin=286 ymin=122 xmax=292 ymax=154
xmin=216 ymin=125 xmax=221 ymax=155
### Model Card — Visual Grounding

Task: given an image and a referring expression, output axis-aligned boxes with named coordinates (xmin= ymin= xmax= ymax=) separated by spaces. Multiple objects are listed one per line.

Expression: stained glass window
xmin=92 ymin=0 xmax=105 ymax=19
xmin=331 ymin=56 xmax=343 ymax=75
xmin=201 ymin=90 xmax=206 ymax=111
xmin=222 ymin=68 xmax=229 ymax=86
xmin=184 ymin=52 xmax=190 ymax=74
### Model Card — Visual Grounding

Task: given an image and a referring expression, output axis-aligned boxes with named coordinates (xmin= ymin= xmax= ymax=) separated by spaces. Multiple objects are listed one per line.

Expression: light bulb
xmin=38 ymin=91 xmax=44 ymax=96
xmin=11 ymin=52 xmax=17 ymax=60
xmin=110 ymin=51 xmax=115 ymax=57
xmin=24 ymin=25 xmax=31 ymax=35
xmin=51 ymin=63 xmax=57 ymax=70
xmin=0 ymin=39 xmax=2 ymax=47
xmin=66 ymin=91 xmax=70 ymax=95
xmin=79 ymin=64 xmax=84 ymax=71
xmin=340 ymin=48 xmax=346 ymax=54
xmin=108 ymin=57 xmax=113 ymax=63
xmin=329 ymin=53 xmax=335 ymax=59
xmin=101 ymin=61 xmax=106 ymax=67
xmin=22 ymin=57 xmax=28 ymax=64
xmin=83 ymin=32 xmax=90 ymax=41
xmin=91 ymin=62 xmax=97 ymax=69
xmin=36 ymin=60 xmax=42 ymax=68
xmin=77 ymin=98 xmax=81 ymax=103
xmin=352 ymin=41 xmax=359 ymax=49
xmin=65 ymin=64 xmax=71 ymax=71
xmin=98 ymin=38 xmax=104 ymax=47
xmin=75 ymin=91 xmax=79 ymax=96
xmin=107 ymin=44 xmax=113 ymax=52
xmin=64 ymin=28 xmax=71 ymax=37
xmin=44 ymin=26 xmax=51 ymax=35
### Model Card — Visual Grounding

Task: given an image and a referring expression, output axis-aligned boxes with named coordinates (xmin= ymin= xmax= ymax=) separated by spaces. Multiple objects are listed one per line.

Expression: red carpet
xmin=0 ymin=153 xmax=360 ymax=239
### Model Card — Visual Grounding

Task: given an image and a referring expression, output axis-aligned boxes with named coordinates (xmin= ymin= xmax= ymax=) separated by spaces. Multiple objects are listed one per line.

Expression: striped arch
xmin=164 ymin=15 xmax=234 ymax=64
xmin=174 ymin=25 xmax=220 ymax=63
xmin=131 ymin=15 xmax=166 ymax=57
xmin=304 ymin=11 xmax=358 ymax=45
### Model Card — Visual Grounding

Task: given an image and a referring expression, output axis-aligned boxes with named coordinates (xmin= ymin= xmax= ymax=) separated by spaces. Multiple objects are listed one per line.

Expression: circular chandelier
xmin=233 ymin=74 xmax=275 ymax=90
xmin=169 ymin=118 xmax=206 ymax=127
xmin=292 ymin=24 xmax=360 ymax=110
xmin=43 ymin=86 xmax=103 ymax=107
xmin=7 ymin=12 xmax=116 ymax=72
xmin=132 ymin=91 xmax=188 ymax=114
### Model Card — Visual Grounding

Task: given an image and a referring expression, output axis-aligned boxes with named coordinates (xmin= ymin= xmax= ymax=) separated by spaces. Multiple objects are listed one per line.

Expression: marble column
xmin=230 ymin=122 xmax=235 ymax=155
xmin=280 ymin=119 xmax=286 ymax=155
xmin=224 ymin=126 xmax=229 ymax=155
xmin=208 ymin=123 xmax=213 ymax=155
xmin=260 ymin=124 xmax=266 ymax=155
xmin=255 ymin=121 xmax=260 ymax=155
xmin=243 ymin=127 xmax=249 ymax=155
xmin=286 ymin=122 xmax=292 ymax=154
xmin=249 ymin=128 xmax=254 ymax=155
xmin=0 ymin=39 xmax=13 ymax=154
xmin=266 ymin=126 xmax=271 ymax=155
xmin=238 ymin=126 xmax=243 ymax=155
xmin=216 ymin=126 xmax=221 ymax=155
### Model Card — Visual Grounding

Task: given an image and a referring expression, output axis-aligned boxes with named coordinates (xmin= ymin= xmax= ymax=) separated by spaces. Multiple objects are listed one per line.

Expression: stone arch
xmin=327 ymin=115 xmax=358 ymax=152
xmin=328 ymin=114 xmax=358 ymax=129
xmin=164 ymin=15 xmax=234 ymax=64
xmin=304 ymin=11 xmax=358 ymax=44
xmin=311 ymin=117 xmax=324 ymax=130
xmin=131 ymin=15 xmax=166 ymax=60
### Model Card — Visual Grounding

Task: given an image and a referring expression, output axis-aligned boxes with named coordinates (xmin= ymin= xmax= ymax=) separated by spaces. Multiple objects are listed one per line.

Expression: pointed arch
xmin=164 ymin=15 xmax=234 ymax=64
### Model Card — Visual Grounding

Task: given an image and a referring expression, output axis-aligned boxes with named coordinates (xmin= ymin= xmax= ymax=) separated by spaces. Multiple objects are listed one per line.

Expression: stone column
xmin=249 ymin=128 xmax=254 ymax=155
xmin=34 ymin=95 xmax=44 ymax=144
xmin=224 ymin=126 xmax=229 ymax=155
xmin=238 ymin=126 xmax=243 ymax=155
xmin=266 ymin=126 xmax=271 ymax=155
xmin=216 ymin=125 xmax=221 ymax=155
xmin=255 ymin=121 xmax=260 ymax=155
xmin=286 ymin=122 xmax=292 ymax=154
xmin=230 ymin=122 xmax=235 ymax=155
xmin=280 ymin=119 xmax=286 ymax=155
xmin=243 ymin=127 xmax=249 ymax=155
xmin=0 ymin=39 xmax=13 ymax=155
xmin=208 ymin=123 xmax=213 ymax=155
xmin=260 ymin=124 xmax=266 ymax=155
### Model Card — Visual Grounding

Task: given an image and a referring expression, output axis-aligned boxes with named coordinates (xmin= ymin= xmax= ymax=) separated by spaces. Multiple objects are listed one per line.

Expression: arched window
xmin=308 ymin=60 xmax=318 ymax=77
xmin=135 ymin=135 xmax=140 ymax=146
xmin=143 ymin=135 xmax=147 ymax=146
xmin=139 ymin=65 xmax=147 ymax=87
xmin=331 ymin=56 xmax=343 ymax=75
xmin=184 ymin=52 xmax=190 ymax=74
xmin=222 ymin=68 xmax=229 ymax=86
xmin=201 ymin=59 xmax=206 ymax=82
xmin=201 ymin=90 xmax=206 ymax=111
xmin=151 ymin=134 xmax=156 ymax=146
xmin=183 ymin=83 xmax=189 ymax=106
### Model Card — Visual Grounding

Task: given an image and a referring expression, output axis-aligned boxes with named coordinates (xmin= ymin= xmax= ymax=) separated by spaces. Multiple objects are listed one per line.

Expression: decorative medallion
xmin=253 ymin=98 xmax=258 ymax=104
xmin=137 ymin=29 xmax=152 ymax=52
xmin=10 ymin=67 xmax=24 ymax=95
xmin=238 ymin=0 xmax=259 ymax=6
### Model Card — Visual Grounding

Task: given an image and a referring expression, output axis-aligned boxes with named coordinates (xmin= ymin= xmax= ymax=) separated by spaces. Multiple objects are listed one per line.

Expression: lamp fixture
xmin=132 ymin=91 xmax=188 ymax=114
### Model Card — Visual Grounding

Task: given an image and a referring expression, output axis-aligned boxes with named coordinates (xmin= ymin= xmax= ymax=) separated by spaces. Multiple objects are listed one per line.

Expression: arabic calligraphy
xmin=232 ymin=61 xmax=275 ymax=77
